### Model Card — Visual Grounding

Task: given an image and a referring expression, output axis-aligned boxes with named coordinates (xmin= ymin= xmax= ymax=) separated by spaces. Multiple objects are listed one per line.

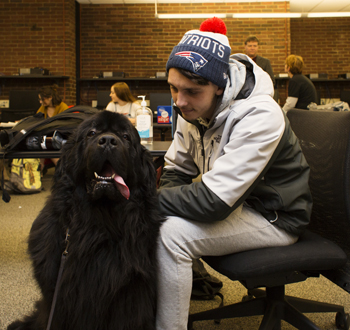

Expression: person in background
xmin=37 ymin=84 xmax=68 ymax=119
xmin=244 ymin=35 xmax=276 ymax=87
xmin=156 ymin=17 xmax=312 ymax=330
xmin=37 ymin=84 xmax=68 ymax=169
xmin=105 ymin=82 xmax=141 ymax=125
xmin=282 ymin=54 xmax=318 ymax=112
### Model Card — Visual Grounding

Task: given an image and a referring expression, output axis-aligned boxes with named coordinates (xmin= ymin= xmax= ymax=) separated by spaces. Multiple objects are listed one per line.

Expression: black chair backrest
xmin=340 ymin=90 xmax=350 ymax=104
xmin=287 ymin=109 xmax=350 ymax=293
xmin=96 ymin=90 xmax=111 ymax=110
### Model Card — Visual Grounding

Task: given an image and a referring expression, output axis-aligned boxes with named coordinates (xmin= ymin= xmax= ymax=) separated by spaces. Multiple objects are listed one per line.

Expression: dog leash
xmin=46 ymin=228 xmax=70 ymax=330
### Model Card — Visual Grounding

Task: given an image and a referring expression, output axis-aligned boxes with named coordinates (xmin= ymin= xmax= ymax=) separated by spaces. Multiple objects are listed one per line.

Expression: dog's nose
xmin=98 ymin=134 xmax=118 ymax=148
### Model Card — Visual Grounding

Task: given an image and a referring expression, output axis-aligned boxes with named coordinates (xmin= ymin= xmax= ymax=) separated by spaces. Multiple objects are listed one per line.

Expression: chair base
xmin=188 ymin=285 xmax=348 ymax=330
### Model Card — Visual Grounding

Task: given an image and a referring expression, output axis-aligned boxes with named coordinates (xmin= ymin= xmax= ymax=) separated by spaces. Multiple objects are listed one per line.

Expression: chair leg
xmin=286 ymin=295 xmax=346 ymax=314
xmin=256 ymin=295 xmax=321 ymax=330
xmin=250 ymin=287 xmax=345 ymax=314
xmin=188 ymin=297 xmax=266 ymax=329
xmin=283 ymin=299 xmax=321 ymax=330
xmin=255 ymin=286 xmax=322 ymax=330
xmin=258 ymin=301 xmax=282 ymax=330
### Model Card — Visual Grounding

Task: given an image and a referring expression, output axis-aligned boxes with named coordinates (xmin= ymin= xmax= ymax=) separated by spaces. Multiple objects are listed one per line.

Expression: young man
xmin=156 ymin=18 xmax=312 ymax=330
xmin=244 ymin=35 xmax=275 ymax=87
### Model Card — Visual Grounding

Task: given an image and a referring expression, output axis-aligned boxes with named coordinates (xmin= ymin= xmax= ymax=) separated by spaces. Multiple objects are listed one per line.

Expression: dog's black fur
xmin=8 ymin=111 xmax=164 ymax=330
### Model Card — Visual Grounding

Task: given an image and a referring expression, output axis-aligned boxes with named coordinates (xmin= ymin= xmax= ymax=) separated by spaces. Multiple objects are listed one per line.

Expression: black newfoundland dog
xmin=8 ymin=111 xmax=164 ymax=330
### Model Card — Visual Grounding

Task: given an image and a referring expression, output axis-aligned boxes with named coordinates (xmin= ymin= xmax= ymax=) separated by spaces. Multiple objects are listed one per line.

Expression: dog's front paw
xmin=7 ymin=320 xmax=26 ymax=330
xmin=7 ymin=318 xmax=37 ymax=330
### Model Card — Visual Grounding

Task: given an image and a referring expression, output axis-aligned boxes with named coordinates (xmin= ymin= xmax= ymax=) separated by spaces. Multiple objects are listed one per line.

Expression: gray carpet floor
xmin=0 ymin=169 xmax=349 ymax=330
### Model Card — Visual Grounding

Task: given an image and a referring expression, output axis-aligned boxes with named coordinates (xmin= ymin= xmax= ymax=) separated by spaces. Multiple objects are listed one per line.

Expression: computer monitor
xmin=340 ymin=90 xmax=350 ymax=104
xmin=9 ymin=90 xmax=41 ymax=110
xmin=97 ymin=90 xmax=111 ymax=109
xmin=149 ymin=93 xmax=172 ymax=115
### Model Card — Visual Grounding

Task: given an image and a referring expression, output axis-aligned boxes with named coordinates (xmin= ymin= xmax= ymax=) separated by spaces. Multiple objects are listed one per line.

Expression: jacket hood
xmin=213 ymin=53 xmax=275 ymax=121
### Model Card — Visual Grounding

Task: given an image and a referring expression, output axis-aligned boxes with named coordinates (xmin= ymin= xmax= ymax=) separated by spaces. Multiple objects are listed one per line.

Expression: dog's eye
xmin=122 ymin=134 xmax=129 ymax=140
xmin=87 ymin=129 xmax=97 ymax=137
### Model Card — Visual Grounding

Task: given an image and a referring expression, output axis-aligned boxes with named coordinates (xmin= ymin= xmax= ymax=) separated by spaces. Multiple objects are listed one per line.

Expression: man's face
xmin=244 ymin=41 xmax=259 ymax=59
xmin=167 ymin=68 xmax=224 ymax=122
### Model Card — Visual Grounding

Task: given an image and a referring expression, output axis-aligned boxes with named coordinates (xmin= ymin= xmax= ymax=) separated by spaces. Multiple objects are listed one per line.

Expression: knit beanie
xmin=166 ymin=17 xmax=231 ymax=88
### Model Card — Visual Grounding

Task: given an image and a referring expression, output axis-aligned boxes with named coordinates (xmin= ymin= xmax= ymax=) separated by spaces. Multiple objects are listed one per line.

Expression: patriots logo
xmin=175 ymin=51 xmax=208 ymax=72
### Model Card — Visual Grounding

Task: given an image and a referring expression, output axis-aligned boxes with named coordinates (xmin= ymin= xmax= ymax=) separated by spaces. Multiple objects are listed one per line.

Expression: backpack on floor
xmin=5 ymin=158 xmax=41 ymax=194
xmin=191 ymin=258 xmax=224 ymax=303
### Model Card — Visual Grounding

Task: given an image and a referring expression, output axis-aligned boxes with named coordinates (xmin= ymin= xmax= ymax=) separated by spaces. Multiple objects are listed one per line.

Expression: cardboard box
xmin=102 ymin=72 xmax=125 ymax=78
xmin=308 ymin=73 xmax=328 ymax=79
xmin=157 ymin=106 xmax=172 ymax=124
xmin=156 ymin=72 xmax=167 ymax=78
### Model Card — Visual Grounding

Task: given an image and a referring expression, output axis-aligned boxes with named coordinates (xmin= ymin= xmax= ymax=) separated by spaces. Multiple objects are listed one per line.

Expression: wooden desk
xmin=0 ymin=141 xmax=172 ymax=159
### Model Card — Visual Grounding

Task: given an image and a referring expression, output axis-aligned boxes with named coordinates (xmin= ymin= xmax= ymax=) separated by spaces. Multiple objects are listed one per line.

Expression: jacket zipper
xmin=207 ymin=140 xmax=214 ymax=172
xmin=201 ymin=135 xmax=205 ymax=172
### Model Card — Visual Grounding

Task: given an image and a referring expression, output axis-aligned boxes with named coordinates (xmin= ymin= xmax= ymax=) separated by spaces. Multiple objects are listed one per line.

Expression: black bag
xmin=191 ymin=259 xmax=224 ymax=303
xmin=1 ymin=106 xmax=99 ymax=202
xmin=0 ymin=106 xmax=99 ymax=152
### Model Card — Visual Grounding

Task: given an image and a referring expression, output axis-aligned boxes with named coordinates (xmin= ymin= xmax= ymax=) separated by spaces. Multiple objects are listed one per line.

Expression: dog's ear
xmin=53 ymin=138 xmax=76 ymax=182
xmin=53 ymin=127 xmax=84 ymax=184
xmin=137 ymin=144 xmax=157 ymax=193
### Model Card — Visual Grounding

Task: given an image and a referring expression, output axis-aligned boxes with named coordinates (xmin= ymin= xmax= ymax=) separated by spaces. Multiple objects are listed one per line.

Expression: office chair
xmin=340 ymin=90 xmax=350 ymax=105
xmin=188 ymin=109 xmax=350 ymax=330
xmin=96 ymin=90 xmax=111 ymax=110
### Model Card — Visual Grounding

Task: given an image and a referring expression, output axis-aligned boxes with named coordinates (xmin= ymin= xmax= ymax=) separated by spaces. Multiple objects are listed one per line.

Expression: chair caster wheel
xmin=336 ymin=311 xmax=350 ymax=329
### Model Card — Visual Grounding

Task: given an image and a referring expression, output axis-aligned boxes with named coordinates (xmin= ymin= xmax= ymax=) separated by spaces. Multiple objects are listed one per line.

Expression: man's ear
xmin=216 ymin=87 xmax=224 ymax=96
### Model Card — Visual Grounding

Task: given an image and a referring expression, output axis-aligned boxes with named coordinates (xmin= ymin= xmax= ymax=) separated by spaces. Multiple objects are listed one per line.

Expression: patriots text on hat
xmin=178 ymin=33 xmax=227 ymax=59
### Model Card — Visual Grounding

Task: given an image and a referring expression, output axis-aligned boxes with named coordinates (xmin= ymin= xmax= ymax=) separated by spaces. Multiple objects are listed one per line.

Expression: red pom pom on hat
xmin=199 ymin=17 xmax=227 ymax=35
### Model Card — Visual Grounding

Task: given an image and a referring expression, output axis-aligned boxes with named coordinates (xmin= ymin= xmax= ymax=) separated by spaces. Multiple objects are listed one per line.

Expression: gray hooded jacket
xmin=158 ymin=54 xmax=312 ymax=236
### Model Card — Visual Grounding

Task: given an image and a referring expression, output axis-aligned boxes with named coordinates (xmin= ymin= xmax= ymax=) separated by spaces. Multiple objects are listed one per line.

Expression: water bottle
xmin=136 ymin=96 xmax=153 ymax=145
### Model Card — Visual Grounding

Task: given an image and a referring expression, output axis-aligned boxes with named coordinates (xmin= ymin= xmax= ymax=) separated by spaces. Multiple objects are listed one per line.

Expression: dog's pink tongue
xmin=114 ymin=175 xmax=130 ymax=200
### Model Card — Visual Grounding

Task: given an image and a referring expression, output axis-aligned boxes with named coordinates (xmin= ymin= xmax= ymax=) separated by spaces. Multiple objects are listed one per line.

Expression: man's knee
xmin=158 ymin=216 xmax=191 ymax=251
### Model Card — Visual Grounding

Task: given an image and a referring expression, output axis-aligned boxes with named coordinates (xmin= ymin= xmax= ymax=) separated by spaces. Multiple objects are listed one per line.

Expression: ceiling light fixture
xmin=307 ymin=12 xmax=350 ymax=17
xmin=153 ymin=1 xmax=300 ymax=19
xmin=153 ymin=1 xmax=349 ymax=19
xmin=234 ymin=13 xmax=301 ymax=18
xmin=156 ymin=13 xmax=302 ymax=19
xmin=156 ymin=13 xmax=227 ymax=19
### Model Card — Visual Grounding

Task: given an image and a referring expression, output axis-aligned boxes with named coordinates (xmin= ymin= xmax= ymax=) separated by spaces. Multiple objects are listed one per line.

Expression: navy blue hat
xmin=166 ymin=17 xmax=231 ymax=88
